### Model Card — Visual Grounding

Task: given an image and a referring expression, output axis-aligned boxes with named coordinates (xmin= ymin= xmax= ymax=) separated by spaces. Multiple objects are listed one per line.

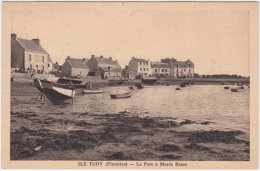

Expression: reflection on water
xmin=11 ymin=84 xmax=249 ymax=138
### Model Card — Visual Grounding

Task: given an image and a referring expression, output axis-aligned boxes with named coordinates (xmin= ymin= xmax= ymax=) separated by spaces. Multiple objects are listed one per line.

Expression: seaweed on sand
xmin=187 ymin=130 xmax=248 ymax=144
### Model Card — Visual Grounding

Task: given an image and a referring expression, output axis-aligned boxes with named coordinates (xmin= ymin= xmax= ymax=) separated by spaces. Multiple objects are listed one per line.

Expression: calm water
xmin=12 ymin=84 xmax=250 ymax=139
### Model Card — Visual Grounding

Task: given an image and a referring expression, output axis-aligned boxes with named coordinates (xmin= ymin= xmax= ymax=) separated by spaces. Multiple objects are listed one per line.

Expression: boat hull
xmin=82 ymin=89 xmax=103 ymax=94
xmin=34 ymin=79 xmax=75 ymax=103
xmin=110 ymin=93 xmax=131 ymax=99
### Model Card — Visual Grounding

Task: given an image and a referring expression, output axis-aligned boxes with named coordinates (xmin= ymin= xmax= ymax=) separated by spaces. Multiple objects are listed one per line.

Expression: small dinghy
xmin=224 ymin=86 xmax=230 ymax=89
xmin=110 ymin=92 xmax=132 ymax=99
xmin=129 ymin=86 xmax=135 ymax=90
xmin=82 ymin=89 xmax=103 ymax=94
xmin=231 ymin=86 xmax=244 ymax=92
xmin=175 ymin=87 xmax=183 ymax=90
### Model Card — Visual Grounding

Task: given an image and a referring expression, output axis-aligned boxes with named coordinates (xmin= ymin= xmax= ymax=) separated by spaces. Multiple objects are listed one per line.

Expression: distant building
xmin=61 ymin=56 xmax=89 ymax=77
xmin=151 ymin=62 xmax=171 ymax=77
xmin=171 ymin=59 xmax=194 ymax=78
xmin=87 ymin=55 xmax=121 ymax=79
xmin=11 ymin=33 xmax=52 ymax=73
xmin=122 ymin=65 xmax=136 ymax=79
xmin=128 ymin=57 xmax=152 ymax=77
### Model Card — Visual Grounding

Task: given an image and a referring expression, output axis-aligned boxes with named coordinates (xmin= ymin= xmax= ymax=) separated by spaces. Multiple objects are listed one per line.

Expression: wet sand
xmin=10 ymin=82 xmax=249 ymax=161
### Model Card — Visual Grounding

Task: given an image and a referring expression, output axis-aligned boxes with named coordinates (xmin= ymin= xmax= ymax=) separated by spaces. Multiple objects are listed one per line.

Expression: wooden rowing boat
xmin=110 ymin=92 xmax=132 ymax=99
xmin=82 ymin=89 xmax=103 ymax=94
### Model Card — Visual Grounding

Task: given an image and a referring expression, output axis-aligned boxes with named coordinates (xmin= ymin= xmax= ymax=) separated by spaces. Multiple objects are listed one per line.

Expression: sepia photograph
xmin=1 ymin=1 xmax=258 ymax=169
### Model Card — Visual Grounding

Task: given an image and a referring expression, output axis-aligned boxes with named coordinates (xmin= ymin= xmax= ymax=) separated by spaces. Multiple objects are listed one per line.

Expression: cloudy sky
xmin=10 ymin=2 xmax=251 ymax=76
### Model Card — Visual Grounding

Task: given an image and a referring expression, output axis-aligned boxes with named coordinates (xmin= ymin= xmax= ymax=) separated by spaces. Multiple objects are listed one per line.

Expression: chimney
xmin=109 ymin=57 xmax=112 ymax=60
xmin=32 ymin=39 xmax=40 ymax=45
xmin=66 ymin=56 xmax=70 ymax=61
xmin=100 ymin=55 xmax=103 ymax=58
xmin=83 ymin=58 xmax=86 ymax=64
xmin=91 ymin=54 xmax=95 ymax=58
xmin=132 ymin=57 xmax=135 ymax=60
xmin=11 ymin=34 xmax=17 ymax=41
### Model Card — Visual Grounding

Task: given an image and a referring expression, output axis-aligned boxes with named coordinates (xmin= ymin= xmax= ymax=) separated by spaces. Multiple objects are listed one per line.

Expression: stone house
xmin=171 ymin=59 xmax=194 ymax=78
xmin=151 ymin=62 xmax=171 ymax=77
xmin=11 ymin=34 xmax=52 ymax=73
xmin=87 ymin=55 xmax=121 ymax=79
xmin=128 ymin=57 xmax=152 ymax=77
xmin=61 ymin=56 xmax=89 ymax=77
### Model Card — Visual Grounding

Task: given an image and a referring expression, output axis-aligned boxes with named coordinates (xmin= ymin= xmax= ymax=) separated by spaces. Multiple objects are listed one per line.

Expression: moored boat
xmin=34 ymin=79 xmax=75 ymax=103
xmin=135 ymin=83 xmax=144 ymax=89
xmin=110 ymin=92 xmax=132 ymax=99
xmin=82 ymin=89 xmax=103 ymax=94
xmin=175 ymin=87 xmax=183 ymax=90
xmin=231 ymin=86 xmax=244 ymax=92
xmin=57 ymin=77 xmax=87 ymax=88
xmin=224 ymin=86 xmax=230 ymax=89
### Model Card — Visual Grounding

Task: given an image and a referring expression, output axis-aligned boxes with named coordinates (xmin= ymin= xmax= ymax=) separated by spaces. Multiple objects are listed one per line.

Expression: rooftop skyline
xmin=10 ymin=2 xmax=250 ymax=76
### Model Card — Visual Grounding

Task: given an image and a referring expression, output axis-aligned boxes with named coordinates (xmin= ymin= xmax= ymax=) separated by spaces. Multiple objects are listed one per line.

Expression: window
xmin=29 ymin=54 xmax=32 ymax=61
xmin=184 ymin=69 xmax=186 ymax=72
xmin=162 ymin=69 xmax=164 ymax=72
xmin=147 ymin=68 xmax=149 ymax=71
xmin=177 ymin=65 xmax=178 ymax=68
xmin=143 ymin=68 xmax=146 ymax=71
xmin=140 ymin=68 xmax=142 ymax=71
xmin=42 ymin=56 xmax=44 ymax=62
xmin=189 ymin=69 xmax=191 ymax=72
xmin=177 ymin=69 xmax=178 ymax=72
xmin=155 ymin=69 xmax=157 ymax=72
xmin=48 ymin=63 xmax=50 ymax=67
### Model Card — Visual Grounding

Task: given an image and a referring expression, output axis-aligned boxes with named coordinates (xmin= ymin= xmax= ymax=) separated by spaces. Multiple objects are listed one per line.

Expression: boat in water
xmin=110 ymin=92 xmax=132 ymax=99
xmin=34 ymin=79 xmax=75 ymax=103
xmin=175 ymin=87 xmax=184 ymax=90
xmin=142 ymin=76 xmax=158 ymax=84
xmin=231 ymin=86 xmax=244 ymax=92
xmin=135 ymin=83 xmax=144 ymax=89
xmin=56 ymin=77 xmax=87 ymax=89
xmin=224 ymin=86 xmax=230 ymax=89
xmin=82 ymin=89 xmax=103 ymax=94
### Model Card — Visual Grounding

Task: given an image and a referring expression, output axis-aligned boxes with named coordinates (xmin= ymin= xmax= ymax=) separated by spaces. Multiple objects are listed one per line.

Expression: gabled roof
xmin=131 ymin=57 xmax=148 ymax=64
xmin=173 ymin=60 xmax=194 ymax=66
xmin=94 ymin=56 xmax=120 ymax=67
xmin=151 ymin=62 xmax=170 ymax=68
xmin=16 ymin=38 xmax=48 ymax=54
xmin=67 ymin=58 xmax=89 ymax=69
xmin=48 ymin=56 xmax=53 ymax=63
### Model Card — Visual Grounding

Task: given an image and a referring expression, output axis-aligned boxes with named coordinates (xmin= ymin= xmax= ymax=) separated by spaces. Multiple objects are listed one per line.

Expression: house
xmin=151 ymin=62 xmax=171 ymax=77
xmin=11 ymin=33 xmax=52 ymax=73
xmin=87 ymin=55 xmax=121 ymax=79
xmin=171 ymin=59 xmax=194 ymax=78
xmin=128 ymin=57 xmax=152 ymax=77
xmin=122 ymin=65 xmax=136 ymax=79
xmin=61 ymin=56 xmax=89 ymax=77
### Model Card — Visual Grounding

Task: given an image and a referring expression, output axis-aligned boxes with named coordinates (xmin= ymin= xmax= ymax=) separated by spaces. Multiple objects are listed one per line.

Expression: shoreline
xmin=11 ymin=73 xmax=249 ymax=88
xmin=10 ymin=82 xmax=250 ymax=161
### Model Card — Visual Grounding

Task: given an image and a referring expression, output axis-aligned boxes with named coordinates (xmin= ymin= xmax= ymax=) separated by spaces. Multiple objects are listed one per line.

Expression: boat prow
xmin=34 ymin=79 xmax=75 ymax=103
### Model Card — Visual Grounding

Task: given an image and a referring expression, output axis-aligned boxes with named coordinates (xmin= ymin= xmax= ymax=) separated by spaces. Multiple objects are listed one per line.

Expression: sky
xmin=10 ymin=3 xmax=250 ymax=76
